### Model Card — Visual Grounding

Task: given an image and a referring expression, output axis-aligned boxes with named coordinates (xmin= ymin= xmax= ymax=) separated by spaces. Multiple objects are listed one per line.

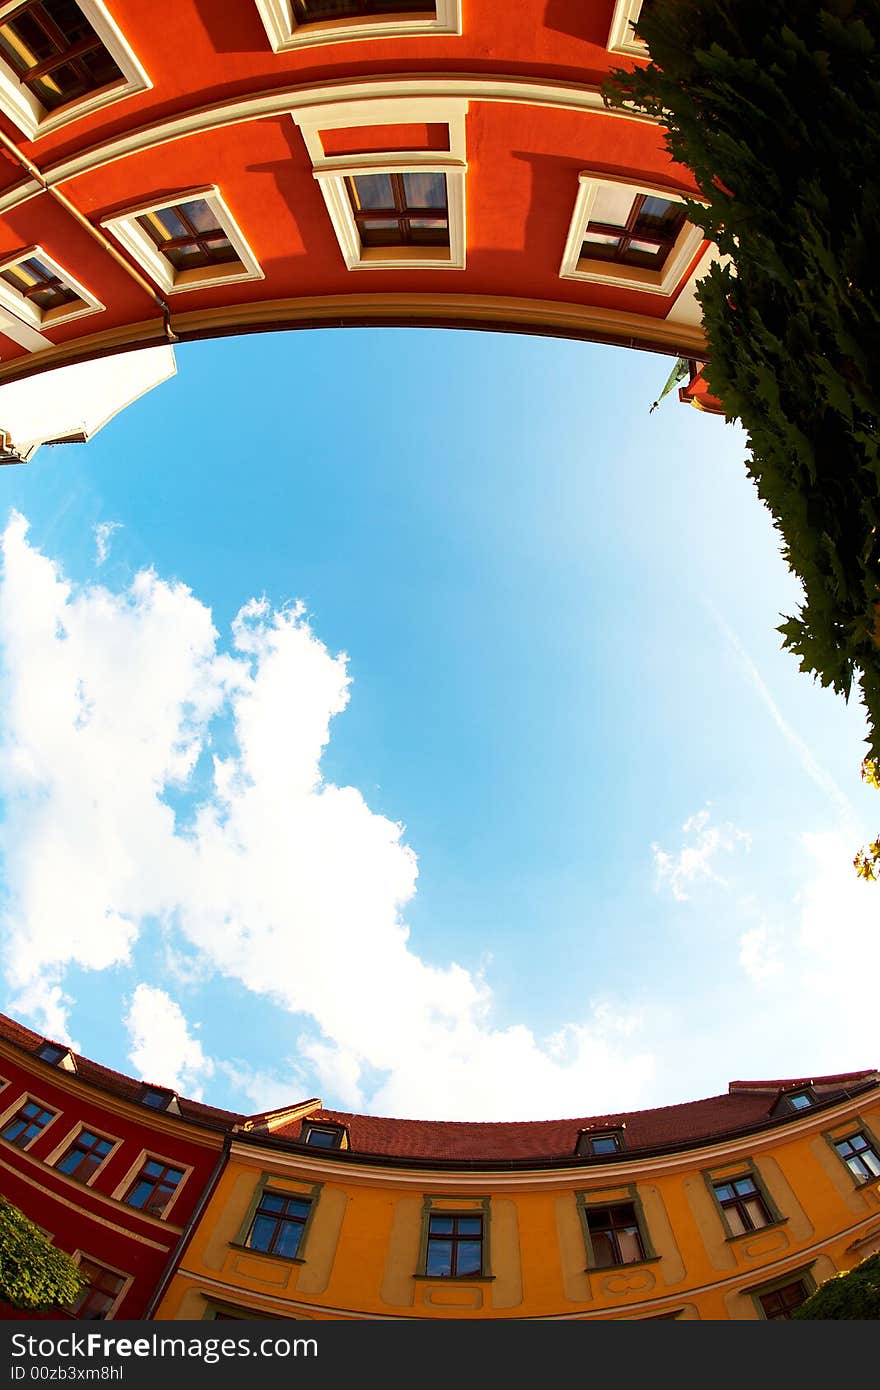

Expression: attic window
xmin=576 ymin=1127 xmax=625 ymax=1158
xmin=255 ymin=0 xmax=461 ymax=50
xmin=37 ymin=1042 xmax=76 ymax=1071
xmin=785 ymin=1091 xmax=814 ymax=1112
xmin=139 ymin=1086 xmax=180 ymax=1114
xmin=302 ymin=1122 xmax=345 ymax=1149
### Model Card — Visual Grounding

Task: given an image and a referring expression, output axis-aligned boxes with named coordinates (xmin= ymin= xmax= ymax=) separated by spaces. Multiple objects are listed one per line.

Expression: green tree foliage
xmin=0 ymin=1197 xmax=82 ymax=1311
xmin=792 ymin=1253 xmax=880 ymax=1318
xmin=606 ymin=1 xmax=880 ymax=758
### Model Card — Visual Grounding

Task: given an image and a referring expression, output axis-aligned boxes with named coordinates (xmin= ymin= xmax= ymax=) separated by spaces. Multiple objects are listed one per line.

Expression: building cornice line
xmin=0 ymin=73 xmax=662 ymax=217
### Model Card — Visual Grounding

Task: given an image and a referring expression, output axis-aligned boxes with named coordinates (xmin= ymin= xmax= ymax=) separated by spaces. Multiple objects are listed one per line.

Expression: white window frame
xmin=101 ymin=186 xmax=264 ymax=295
xmin=255 ymin=0 xmax=461 ymax=51
xmin=559 ymin=173 xmax=705 ymax=296
xmin=111 ymin=1147 xmax=192 ymax=1223
xmin=293 ymin=97 xmax=467 ymax=271
xmin=607 ymin=0 xmax=648 ymax=58
xmin=0 ymin=0 xmax=150 ymax=141
xmin=0 ymin=244 xmax=103 ymax=328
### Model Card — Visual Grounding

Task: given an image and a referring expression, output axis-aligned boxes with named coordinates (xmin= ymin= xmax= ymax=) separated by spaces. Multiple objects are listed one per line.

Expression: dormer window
xmin=301 ymin=1122 xmax=346 ymax=1149
xmin=139 ymin=1086 xmax=180 ymax=1115
xmin=784 ymin=1089 xmax=815 ymax=1113
xmin=37 ymin=1042 xmax=76 ymax=1071
xmin=576 ymin=1127 xmax=625 ymax=1158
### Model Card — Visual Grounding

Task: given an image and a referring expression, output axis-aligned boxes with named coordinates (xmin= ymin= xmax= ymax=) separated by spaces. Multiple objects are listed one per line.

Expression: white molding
xmin=255 ymin=0 xmax=461 ymax=51
xmin=559 ymin=173 xmax=705 ymax=297
xmin=102 ymin=186 xmax=264 ymax=295
xmin=607 ymin=0 xmax=648 ymax=58
xmin=294 ymin=96 xmax=467 ymax=270
xmin=0 ymin=0 xmax=151 ymax=141
xmin=0 ymin=76 xmax=659 ymax=219
xmin=0 ymin=244 xmax=104 ymax=327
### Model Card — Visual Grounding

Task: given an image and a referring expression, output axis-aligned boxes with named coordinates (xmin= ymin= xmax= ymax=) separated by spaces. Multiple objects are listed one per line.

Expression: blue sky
xmin=0 ymin=327 xmax=876 ymax=1120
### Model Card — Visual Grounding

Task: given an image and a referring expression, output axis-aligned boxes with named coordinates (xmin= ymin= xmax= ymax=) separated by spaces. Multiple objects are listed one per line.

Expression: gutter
xmin=143 ymin=1134 xmax=231 ymax=1321
xmin=0 ymin=129 xmax=178 ymax=346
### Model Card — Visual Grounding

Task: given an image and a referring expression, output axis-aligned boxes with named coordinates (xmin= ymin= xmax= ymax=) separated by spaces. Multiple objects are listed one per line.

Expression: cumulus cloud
xmin=124 ymin=984 xmax=214 ymax=1098
xmin=0 ymin=513 xmax=654 ymax=1120
xmin=652 ymin=806 xmax=750 ymax=902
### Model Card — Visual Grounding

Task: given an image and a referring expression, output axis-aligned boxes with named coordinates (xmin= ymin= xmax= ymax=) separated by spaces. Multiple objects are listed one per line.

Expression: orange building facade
xmin=0 ymin=0 xmax=715 ymax=428
xmin=1 ymin=1012 xmax=879 ymax=1321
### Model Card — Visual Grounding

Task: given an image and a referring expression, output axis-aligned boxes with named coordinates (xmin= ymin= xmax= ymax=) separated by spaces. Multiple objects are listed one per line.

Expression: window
xmin=68 ymin=1258 xmax=126 ymax=1320
xmin=345 ymin=170 xmax=448 ymax=249
xmin=425 ymin=1213 xmax=484 ymax=1278
xmin=302 ymin=1123 xmax=344 ymax=1149
xmin=0 ymin=0 xmax=149 ymax=139
xmin=0 ymin=246 xmax=102 ymax=328
xmin=712 ymin=1175 xmax=772 ymax=1236
xmin=139 ymin=1086 xmax=175 ymax=1110
xmin=584 ymin=1202 xmax=646 ymax=1267
xmin=245 ymin=1191 xmax=311 ymax=1259
xmin=785 ymin=1091 xmax=813 ymax=1112
xmin=758 ymin=1279 xmax=809 ymax=1320
xmin=834 ymin=1131 xmax=880 ymax=1183
xmin=1 ymin=1098 xmax=56 ymax=1148
xmin=102 ymin=188 xmax=263 ymax=295
xmin=55 ymin=1128 xmax=113 ymax=1182
xmin=37 ymin=1042 xmax=76 ymax=1070
xmin=577 ymin=1128 xmax=625 ymax=1158
xmin=294 ymin=96 xmax=467 ymax=271
xmin=122 ymin=1158 xmax=183 ymax=1217
xmin=255 ymin=0 xmax=460 ymax=50
xmin=560 ymin=175 xmax=705 ymax=295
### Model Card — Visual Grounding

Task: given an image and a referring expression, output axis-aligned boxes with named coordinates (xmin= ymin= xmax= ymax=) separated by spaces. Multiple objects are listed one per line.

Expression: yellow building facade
xmin=156 ymin=1072 xmax=880 ymax=1320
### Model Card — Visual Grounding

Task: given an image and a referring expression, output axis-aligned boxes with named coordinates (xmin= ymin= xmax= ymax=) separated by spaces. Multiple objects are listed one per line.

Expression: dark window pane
xmin=401 ymin=171 xmax=446 ymax=208
xmin=456 ymin=1218 xmax=482 ymax=1236
xmin=456 ymin=1241 xmax=482 ymax=1275
xmin=350 ymin=173 xmax=394 ymax=210
xmin=274 ymin=1222 xmax=304 ymax=1259
xmin=616 ymin=1226 xmax=644 ymax=1263
xmin=249 ymin=1215 xmax=277 ymax=1251
xmin=590 ymin=1230 xmax=616 ymax=1266
xmin=305 ymin=1127 xmax=339 ymax=1148
xmin=428 ymin=1216 xmax=454 ymax=1235
xmin=425 ymin=1240 xmax=453 ymax=1277
xmin=590 ymin=1135 xmax=619 ymax=1154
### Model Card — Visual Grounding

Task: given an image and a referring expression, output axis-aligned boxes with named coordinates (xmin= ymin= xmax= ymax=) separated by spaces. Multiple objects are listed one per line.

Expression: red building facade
xmin=0 ymin=1012 xmax=236 ymax=1319
xmin=0 ymin=0 xmax=713 ymax=411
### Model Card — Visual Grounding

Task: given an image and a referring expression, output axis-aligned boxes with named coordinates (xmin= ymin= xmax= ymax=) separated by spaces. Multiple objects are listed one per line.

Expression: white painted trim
xmin=559 ymin=173 xmax=706 ymax=297
xmin=0 ymin=0 xmax=151 ymax=141
xmin=607 ymin=0 xmax=648 ymax=58
xmin=0 ymin=304 xmax=52 ymax=350
xmin=101 ymin=186 xmax=264 ymax=295
xmin=294 ymin=96 xmax=466 ymax=270
xmin=0 ymin=75 xmax=659 ymax=219
xmin=0 ymin=245 xmax=104 ymax=327
xmin=255 ymin=0 xmax=461 ymax=51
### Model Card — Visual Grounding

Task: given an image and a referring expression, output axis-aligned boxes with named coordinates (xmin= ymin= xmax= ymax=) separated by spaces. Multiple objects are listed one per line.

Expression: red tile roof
xmin=1 ymin=1012 xmax=875 ymax=1162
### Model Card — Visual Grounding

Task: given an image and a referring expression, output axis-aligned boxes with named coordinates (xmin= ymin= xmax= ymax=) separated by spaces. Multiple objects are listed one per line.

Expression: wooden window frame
xmin=0 ymin=1091 xmax=61 ymax=1152
xmin=231 ymin=1172 xmax=322 ymax=1265
xmin=577 ymin=1188 xmax=657 ymax=1272
xmin=44 ymin=1120 xmax=120 ymax=1187
xmin=0 ymin=0 xmax=150 ymax=140
xmin=111 ymin=1148 xmax=191 ymax=1222
xmin=65 ymin=1251 xmax=131 ymax=1321
xmin=294 ymin=96 xmax=467 ymax=271
xmin=560 ymin=174 xmax=705 ymax=296
xmin=243 ymin=1189 xmax=312 ymax=1261
xmin=0 ymin=244 xmax=103 ymax=328
xmin=102 ymin=186 xmax=263 ymax=295
xmin=747 ymin=1265 xmax=817 ymax=1321
xmin=826 ymin=1123 xmax=880 ymax=1187
xmin=415 ymin=1194 xmax=493 ymax=1282
xmin=255 ymin=0 xmax=460 ymax=51
xmin=703 ymin=1160 xmax=785 ymax=1242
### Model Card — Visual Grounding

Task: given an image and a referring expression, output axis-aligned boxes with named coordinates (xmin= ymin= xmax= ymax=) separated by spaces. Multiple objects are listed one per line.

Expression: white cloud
xmin=738 ymin=925 xmax=783 ymax=983
xmin=652 ymin=806 xmax=750 ymax=901
xmin=123 ymin=984 xmax=214 ymax=1098
xmin=0 ymin=513 xmax=655 ymax=1120
xmin=94 ymin=521 xmax=122 ymax=566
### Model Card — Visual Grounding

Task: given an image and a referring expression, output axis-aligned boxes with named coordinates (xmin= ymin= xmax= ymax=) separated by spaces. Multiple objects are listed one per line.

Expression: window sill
xmin=724 ymin=1218 xmax=788 ymax=1244
xmin=585 ymin=1256 xmax=661 ymax=1273
xmin=412 ymin=1274 xmax=496 ymax=1283
xmin=228 ymin=1243 xmax=305 ymax=1266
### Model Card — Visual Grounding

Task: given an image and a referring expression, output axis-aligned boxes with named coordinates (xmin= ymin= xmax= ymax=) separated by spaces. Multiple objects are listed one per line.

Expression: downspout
xmin=0 ymin=128 xmax=178 ymax=344
xmin=143 ymin=1133 xmax=231 ymax=1322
